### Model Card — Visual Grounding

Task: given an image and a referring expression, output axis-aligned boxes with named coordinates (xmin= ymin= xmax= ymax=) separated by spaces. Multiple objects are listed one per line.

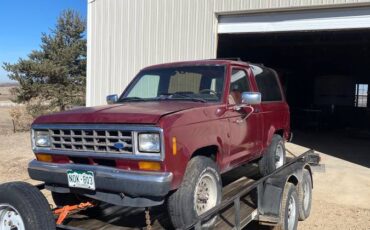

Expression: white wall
xmin=87 ymin=0 xmax=370 ymax=106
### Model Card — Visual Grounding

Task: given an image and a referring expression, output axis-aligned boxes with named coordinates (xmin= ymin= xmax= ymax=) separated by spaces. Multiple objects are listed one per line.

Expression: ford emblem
xmin=113 ymin=142 xmax=125 ymax=150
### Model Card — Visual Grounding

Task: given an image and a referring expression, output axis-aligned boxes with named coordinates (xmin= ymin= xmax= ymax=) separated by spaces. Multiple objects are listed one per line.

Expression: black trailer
xmin=0 ymin=149 xmax=320 ymax=230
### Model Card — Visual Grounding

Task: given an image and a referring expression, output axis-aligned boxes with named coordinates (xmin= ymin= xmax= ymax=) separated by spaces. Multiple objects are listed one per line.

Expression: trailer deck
xmin=56 ymin=150 xmax=320 ymax=230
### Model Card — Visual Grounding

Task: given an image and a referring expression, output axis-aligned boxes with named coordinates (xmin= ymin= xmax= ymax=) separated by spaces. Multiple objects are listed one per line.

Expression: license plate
xmin=67 ymin=170 xmax=96 ymax=190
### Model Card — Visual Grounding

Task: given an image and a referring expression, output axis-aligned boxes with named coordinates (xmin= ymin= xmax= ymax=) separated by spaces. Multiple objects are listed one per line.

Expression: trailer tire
xmin=0 ymin=181 xmax=56 ymax=230
xmin=259 ymin=134 xmax=286 ymax=176
xmin=298 ymin=169 xmax=312 ymax=221
xmin=167 ymin=156 xmax=222 ymax=229
xmin=273 ymin=183 xmax=298 ymax=230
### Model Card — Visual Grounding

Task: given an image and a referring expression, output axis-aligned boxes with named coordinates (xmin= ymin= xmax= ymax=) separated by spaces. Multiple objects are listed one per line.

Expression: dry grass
xmin=0 ymin=107 xmax=15 ymax=134
xmin=9 ymin=106 xmax=34 ymax=131
xmin=0 ymin=132 xmax=34 ymax=183
xmin=0 ymin=84 xmax=45 ymax=132
xmin=0 ymin=85 xmax=16 ymax=102
xmin=0 ymin=107 xmax=52 ymax=202
xmin=0 ymin=107 xmax=33 ymax=181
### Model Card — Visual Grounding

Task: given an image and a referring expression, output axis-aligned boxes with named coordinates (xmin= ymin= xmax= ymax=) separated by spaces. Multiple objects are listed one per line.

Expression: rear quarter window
xmin=251 ymin=65 xmax=282 ymax=102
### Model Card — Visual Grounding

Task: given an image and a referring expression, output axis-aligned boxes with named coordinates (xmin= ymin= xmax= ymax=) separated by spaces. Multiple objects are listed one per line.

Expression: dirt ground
xmin=0 ymin=85 xmax=16 ymax=101
xmin=0 ymin=107 xmax=369 ymax=229
xmin=287 ymin=143 xmax=370 ymax=230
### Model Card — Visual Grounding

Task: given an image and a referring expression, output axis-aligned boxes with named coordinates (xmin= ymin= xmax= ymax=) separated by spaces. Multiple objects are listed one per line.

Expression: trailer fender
xmin=258 ymin=181 xmax=283 ymax=218
xmin=258 ymin=164 xmax=305 ymax=219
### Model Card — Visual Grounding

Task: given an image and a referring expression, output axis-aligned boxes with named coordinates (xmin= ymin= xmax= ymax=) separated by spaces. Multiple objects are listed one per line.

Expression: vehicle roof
xmin=142 ymin=59 xmax=250 ymax=70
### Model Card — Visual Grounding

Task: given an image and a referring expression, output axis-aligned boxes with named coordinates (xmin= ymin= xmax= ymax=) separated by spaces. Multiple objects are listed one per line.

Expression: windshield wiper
xmin=158 ymin=93 xmax=207 ymax=103
xmin=118 ymin=97 xmax=145 ymax=102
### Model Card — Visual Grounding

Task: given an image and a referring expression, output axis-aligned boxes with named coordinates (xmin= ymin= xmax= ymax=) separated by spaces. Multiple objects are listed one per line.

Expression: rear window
xmin=251 ymin=65 xmax=282 ymax=102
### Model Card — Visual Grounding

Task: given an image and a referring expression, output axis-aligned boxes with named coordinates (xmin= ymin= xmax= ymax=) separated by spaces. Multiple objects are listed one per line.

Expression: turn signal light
xmin=138 ymin=161 xmax=161 ymax=171
xmin=36 ymin=154 xmax=53 ymax=162
xmin=172 ymin=137 xmax=177 ymax=156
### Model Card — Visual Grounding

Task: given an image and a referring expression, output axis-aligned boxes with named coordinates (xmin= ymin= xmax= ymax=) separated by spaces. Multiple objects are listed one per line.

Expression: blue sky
xmin=0 ymin=0 xmax=87 ymax=83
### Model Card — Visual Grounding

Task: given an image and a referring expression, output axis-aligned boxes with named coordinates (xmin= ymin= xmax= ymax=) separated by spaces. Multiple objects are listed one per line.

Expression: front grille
xmin=49 ymin=128 xmax=133 ymax=154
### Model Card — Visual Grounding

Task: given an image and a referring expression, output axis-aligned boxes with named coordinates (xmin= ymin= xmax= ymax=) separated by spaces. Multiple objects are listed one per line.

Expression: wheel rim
xmin=303 ymin=180 xmax=310 ymax=210
xmin=275 ymin=144 xmax=284 ymax=168
xmin=0 ymin=204 xmax=25 ymax=230
xmin=287 ymin=195 xmax=297 ymax=230
xmin=194 ymin=172 xmax=218 ymax=216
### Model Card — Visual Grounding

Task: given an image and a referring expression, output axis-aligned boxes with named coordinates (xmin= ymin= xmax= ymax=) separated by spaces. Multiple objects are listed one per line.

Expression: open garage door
xmin=218 ymin=7 xmax=370 ymax=33
xmin=217 ymin=7 xmax=370 ymax=167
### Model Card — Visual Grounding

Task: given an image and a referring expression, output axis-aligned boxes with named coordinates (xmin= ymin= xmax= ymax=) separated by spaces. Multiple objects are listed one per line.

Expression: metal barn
xmin=87 ymin=0 xmax=370 ymax=155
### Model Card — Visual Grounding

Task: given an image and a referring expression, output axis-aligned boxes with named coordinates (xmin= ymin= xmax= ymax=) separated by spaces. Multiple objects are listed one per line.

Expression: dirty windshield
xmin=120 ymin=65 xmax=225 ymax=103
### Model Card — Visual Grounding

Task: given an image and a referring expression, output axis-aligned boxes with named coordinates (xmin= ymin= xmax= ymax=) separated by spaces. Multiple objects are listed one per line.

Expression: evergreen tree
xmin=3 ymin=10 xmax=86 ymax=111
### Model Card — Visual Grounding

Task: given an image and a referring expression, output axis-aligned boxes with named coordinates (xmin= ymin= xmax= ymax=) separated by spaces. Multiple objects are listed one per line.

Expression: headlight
xmin=34 ymin=130 xmax=50 ymax=147
xmin=138 ymin=133 xmax=160 ymax=153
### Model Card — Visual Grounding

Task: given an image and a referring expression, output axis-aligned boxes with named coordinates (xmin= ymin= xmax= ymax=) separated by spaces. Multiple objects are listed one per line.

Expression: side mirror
xmin=241 ymin=92 xmax=261 ymax=105
xmin=106 ymin=94 xmax=118 ymax=104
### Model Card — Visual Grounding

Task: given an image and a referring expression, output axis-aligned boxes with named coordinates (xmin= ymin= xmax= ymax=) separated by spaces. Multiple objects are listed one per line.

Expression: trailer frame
xmin=187 ymin=149 xmax=319 ymax=230
xmin=0 ymin=149 xmax=320 ymax=230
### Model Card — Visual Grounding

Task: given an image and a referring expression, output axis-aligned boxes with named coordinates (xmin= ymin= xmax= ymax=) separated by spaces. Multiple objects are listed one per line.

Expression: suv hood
xmin=33 ymin=101 xmax=206 ymax=124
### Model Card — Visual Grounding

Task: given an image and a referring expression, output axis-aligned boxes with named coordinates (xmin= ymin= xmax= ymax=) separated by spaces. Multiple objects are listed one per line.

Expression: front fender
xmin=164 ymin=121 xmax=228 ymax=189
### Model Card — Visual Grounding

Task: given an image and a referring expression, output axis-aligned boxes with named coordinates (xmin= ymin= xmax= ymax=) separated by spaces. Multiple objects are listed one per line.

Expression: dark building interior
xmin=218 ymin=30 xmax=370 ymax=136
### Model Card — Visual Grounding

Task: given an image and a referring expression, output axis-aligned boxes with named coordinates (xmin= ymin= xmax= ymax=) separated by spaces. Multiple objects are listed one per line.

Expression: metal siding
xmin=86 ymin=0 xmax=92 ymax=106
xmin=87 ymin=0 xmax=370 ymax=106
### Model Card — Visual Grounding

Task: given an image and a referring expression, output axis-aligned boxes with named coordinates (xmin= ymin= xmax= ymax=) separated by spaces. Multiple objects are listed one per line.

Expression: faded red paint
xmin=33 ymin=60 xmax=290 ymax=190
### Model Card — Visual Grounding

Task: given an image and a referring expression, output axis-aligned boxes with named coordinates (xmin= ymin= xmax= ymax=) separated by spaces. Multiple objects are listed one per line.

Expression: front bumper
xmin=28 ymin=160 xmax=173 ymax=198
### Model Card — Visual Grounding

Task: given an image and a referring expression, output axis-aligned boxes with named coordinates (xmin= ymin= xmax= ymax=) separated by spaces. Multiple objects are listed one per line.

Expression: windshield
xmin=120 ymin=65 xmax=225 ymax=103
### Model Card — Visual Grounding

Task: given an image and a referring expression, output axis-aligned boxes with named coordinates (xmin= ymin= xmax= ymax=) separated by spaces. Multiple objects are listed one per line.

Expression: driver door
xmin=225 ymin=67 xmax=262 ymax=167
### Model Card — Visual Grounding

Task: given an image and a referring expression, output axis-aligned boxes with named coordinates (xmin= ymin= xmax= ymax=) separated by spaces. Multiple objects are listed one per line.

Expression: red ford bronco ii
xmin=28 ymin=60 xmax=290 ymax=228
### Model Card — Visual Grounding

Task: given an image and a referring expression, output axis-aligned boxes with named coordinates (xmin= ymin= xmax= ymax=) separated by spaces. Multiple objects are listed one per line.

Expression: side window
xmin=127 ymin=75 xmax=160 ymax=98
xmin=253 ymin=66 xmax=282 ymax=102
xmin=228 ymin=69 xmax=250 ymax=104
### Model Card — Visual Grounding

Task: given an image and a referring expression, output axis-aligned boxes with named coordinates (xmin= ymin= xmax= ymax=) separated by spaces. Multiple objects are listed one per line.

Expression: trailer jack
xmin=53 ymin=201 xmax=96 ymax=225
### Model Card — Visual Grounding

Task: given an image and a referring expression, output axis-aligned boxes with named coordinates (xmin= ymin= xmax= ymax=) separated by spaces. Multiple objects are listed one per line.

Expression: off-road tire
xmin=0 ymin=181 xmax=56 ymax=229
xmin=259 ymin=134 xmax=286 ymax=176
xmin=298 ymin=169 xmax=312 ymax=221
xmin=273 ymin=183 xmax=298 ymax=230
xmin=167 ymin=156 xmax=222 ymax=229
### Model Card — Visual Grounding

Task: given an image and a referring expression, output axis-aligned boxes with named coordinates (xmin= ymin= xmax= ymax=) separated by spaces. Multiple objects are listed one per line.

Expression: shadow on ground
xmin=292 ymin=130 xmax=370 ymax=168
